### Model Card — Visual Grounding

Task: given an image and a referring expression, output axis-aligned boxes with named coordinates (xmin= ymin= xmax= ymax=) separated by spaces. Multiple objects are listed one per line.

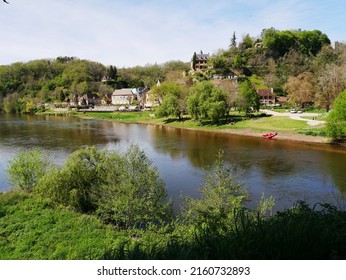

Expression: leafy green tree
xmin=96 ymin=145 xmax=173 ymax=229
xmin=183 ymin=151 xmax=248 ymax=233
xmin=154 ymin=82 xmax=186 ymax=120
xmin=150 ymin=82 xmax=183 ymax=105
xmin=35 ymin=145 xmax=173 ymax=227
xmin=156 ymin=94 xmax=181 ymax=120
xmin=3 ymin=93 xmax=19 ymax=113
xmin=239 ymin=34 xmax=254 ymax=50
xmin=6 ymin=149 xmax=53 ymax=193
xmin=326 ymin=89 xmax=346 ymax=141
xmin=297 ymin=30 xmax=331 ymax=56
xmin=230 ymin=31 xmax=237 ymax=49
xmin=192 ymin=52 xmax=197 ymax=71
xmin=263 ymin=28 xmax=330 ymax=57
xmin=36 ymin=146 xmax=108 ymax=212
xmin=187 ymin=81 xmax=228 ymax=123
xmin=236 ymin=79 xmax=260 ymax=115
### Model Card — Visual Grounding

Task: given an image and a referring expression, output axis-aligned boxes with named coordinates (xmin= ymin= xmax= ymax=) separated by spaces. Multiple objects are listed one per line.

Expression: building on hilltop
xmin=191 ymin=50 xmax=210 ymax=71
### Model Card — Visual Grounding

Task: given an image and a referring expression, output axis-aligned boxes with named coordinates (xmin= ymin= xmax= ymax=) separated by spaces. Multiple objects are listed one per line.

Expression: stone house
xmin=192 ymin=51 xmax=210 ymax=71
xmin=111 ymin=87 xmax=149 ymax=108
xmin=256 ymin=88 xmax=276 ymax=106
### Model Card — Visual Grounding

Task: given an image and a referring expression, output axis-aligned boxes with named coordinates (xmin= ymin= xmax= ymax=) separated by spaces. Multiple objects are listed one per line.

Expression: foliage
xmin=0 ymin=192 xmax=126 ymax=260
xmin=192 ymin=52 xmax=197 ymax=71
xmin=236 ymin=79 xmax=260 ymax=114
xmin=150 ymin=82 xmax=183 ymax=105
xmin=35 ymin=146 xmax=108 ymax=213
xmin=315 ymin=64 xmax=346 ymax=111
xmin=96 ymin=145 xmax=173 ymax=229
xmin=2 ymin=149 xmax=346 ymax=260
xmin=262 ymin=28 xmax=330 ymax=56
xmin=326 ymin=89 xmax=346 ymax=140
xmin=284 ymin=72 xmax=314 ymax=108
xmin=156 ymin=94 xmax=182 ymax=120
xmin=6 ymin=149 xmax=53 ymax=193
xmin=187 ymin=81 xmax=228 ymax=123
xmin=34 ymin=145 xmax=173 ymax=228
xmin=182 ymin=151 xmax=248 ymax=234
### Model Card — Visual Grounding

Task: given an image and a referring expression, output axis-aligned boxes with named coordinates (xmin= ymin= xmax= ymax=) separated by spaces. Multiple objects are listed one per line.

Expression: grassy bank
xmin=1 ymin=191 xmax=346 ymax=260
xmin=76 ymin=111 xmax=329 ymax=143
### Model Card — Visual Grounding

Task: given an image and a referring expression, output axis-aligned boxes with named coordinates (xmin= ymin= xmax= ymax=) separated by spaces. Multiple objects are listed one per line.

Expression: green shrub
xmin=6 ymin=149 xmax=53 ymax=193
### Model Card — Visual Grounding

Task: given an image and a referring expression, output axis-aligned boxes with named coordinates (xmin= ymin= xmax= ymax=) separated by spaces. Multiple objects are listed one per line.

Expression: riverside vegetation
xmin=1 ymin=147 xmax=346 ymax=260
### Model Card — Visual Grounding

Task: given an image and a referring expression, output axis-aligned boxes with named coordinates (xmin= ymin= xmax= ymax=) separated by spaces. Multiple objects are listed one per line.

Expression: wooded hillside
xmin=1 ymin=28 xmax=346 ymax=113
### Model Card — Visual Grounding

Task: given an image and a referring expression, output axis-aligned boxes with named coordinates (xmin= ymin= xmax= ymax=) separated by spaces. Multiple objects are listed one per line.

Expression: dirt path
xmin=261 ymin=109 xmax=326 ymax=126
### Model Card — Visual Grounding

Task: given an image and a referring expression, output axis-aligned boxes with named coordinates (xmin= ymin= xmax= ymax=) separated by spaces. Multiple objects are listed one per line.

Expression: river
xmin=1 ymin=114 xmax=345 ymax=211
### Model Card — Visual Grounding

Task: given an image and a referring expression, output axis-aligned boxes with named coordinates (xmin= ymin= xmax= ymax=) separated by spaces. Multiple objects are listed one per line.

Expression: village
xmin=53 ymin=51 xmax=287 ymax=114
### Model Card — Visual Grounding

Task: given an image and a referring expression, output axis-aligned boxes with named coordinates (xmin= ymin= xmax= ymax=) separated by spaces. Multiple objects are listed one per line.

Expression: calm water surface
xmin=1 ymin=114 xmax=346 ymax=211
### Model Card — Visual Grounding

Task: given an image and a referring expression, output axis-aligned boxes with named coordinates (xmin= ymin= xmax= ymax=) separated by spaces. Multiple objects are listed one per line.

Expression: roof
xmin=195 ymin=50 xmax=210 ymax=61
xmin=256 ymin=88 xmax=275 ymax=97
xmin=112 ymin=88 xmax=135 ymax=96
xmin=196 ymin=53 xmax=209 ymax=60
xmin=277 ymin=96 xmax=288 ymax=102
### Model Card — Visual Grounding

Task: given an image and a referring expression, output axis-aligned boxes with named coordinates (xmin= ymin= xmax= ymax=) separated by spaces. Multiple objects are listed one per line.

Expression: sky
xmin=1 ymin=0 xmax=346 ymax=67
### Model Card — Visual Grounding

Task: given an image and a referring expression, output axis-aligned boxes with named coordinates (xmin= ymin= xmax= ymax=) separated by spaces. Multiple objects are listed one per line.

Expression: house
xmin=79 ymin=93 xmax=101 ymax=106
xmin=111 ymin=89 xmax=135 ymax=105
xmin=192 ymin=50 xmax=210 ymax=71
xmin=256 ymin=88 xmax=276 ymax=106
xmin=143 ymin=81 xmax=160 ymax=110
xmin=277 ymin=96 xmax=288 ymax=107
xmin=111 ymin=87 xmax=149 ymax=108
xmin=101 ymin=93 xmax=113 ymax=105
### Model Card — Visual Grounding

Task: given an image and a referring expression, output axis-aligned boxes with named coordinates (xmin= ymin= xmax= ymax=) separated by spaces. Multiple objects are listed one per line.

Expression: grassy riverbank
xmin=1 ymin=191 xmax=346 ymax=259
xmin=74 ymin=110 xmax=330 ymax=144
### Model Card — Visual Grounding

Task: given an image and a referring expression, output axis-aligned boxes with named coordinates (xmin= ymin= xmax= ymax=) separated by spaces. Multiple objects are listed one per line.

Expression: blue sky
xmin=1 ymin=0 xmax=345 ymax=67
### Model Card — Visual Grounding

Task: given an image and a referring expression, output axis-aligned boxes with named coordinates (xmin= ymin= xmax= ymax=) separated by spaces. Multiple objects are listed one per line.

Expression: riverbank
xmin=68 ymin=110 xmax=330 ymax=145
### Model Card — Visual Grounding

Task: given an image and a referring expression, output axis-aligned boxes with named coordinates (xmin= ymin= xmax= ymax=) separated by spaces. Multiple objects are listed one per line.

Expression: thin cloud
xmin=1 ymin=0 xmax=345 ymax=67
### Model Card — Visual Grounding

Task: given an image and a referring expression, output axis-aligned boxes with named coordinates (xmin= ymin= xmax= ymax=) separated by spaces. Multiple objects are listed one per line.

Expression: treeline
xmin=208 ymin=28 xmax=346 ymax=108
xmin=0 ymin=57 xmax=189 ymax=113
xmin=1 ymin=147 xmax=346 ymax=259
xmin=1 ymin=28 xmax=346 ymax=115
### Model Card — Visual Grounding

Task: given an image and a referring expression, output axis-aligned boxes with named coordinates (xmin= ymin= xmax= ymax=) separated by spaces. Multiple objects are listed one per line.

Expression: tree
xmin=156 ymin=93 xmax=182 ymax=120
xmin=326 ymin=90 xmax=346 ymax=141
xmin=236 ymin=79 xmax=260 ymax=115
xmin=230 ymin=32 xmax=237 ymax=49
xmin=183 ymin=151 xmax=248 ymax=233
xmin=35 ymin=145 xmax=173 ymax=228
xmin=192 ymin=52 xmax=197 ymax=71
xmin=36 ymin=146 xmax=108 ymax=212
xmin=263 ymin=28 xmax=330 ymax=57
xmin=284 ymin=72 xmax=314 ymax=108
xmin=315 ymin=64 xmax=346 ymax=111
xmin=96 ymin=145 xmax=173 ymax=229
xmin=187 ymin=81 xmax=228 ymax=123
xmin=150 ymin=82 xmax=183 ymax=105
xmin=6 ymin=149 xmax=53 ymax=193
xmin=239 ymin=34 xmax=254 ymax=50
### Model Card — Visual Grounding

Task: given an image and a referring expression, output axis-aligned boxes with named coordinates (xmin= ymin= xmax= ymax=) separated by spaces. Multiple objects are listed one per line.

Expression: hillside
xmin=1 ymin=28 xmax=346 ymax=114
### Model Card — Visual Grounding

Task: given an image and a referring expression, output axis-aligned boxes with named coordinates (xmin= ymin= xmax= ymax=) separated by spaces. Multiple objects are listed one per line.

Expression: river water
xmin=1 ymin=114 xmax=345 ymax=211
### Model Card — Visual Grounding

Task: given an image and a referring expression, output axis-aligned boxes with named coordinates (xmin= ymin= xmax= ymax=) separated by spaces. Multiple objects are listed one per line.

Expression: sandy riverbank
xmin=219 ymin=128 xmax=329 ymax=144
xmin=69 ymin=111 xmax=332 ymax=145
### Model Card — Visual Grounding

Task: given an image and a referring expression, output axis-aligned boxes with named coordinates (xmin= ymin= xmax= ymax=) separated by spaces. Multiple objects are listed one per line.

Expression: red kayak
xmin=263 ymin=132 xmax=278 ymax=139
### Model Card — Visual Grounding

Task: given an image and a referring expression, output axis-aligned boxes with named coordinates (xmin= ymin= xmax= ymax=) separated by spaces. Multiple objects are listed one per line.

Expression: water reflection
xmin=1 ymin=114 xmax=346 ymax=211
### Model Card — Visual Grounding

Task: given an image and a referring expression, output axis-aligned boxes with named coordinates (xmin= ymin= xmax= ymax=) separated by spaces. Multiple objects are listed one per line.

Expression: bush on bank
xmin=1 ymin=147 xmax=346 ymax=260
